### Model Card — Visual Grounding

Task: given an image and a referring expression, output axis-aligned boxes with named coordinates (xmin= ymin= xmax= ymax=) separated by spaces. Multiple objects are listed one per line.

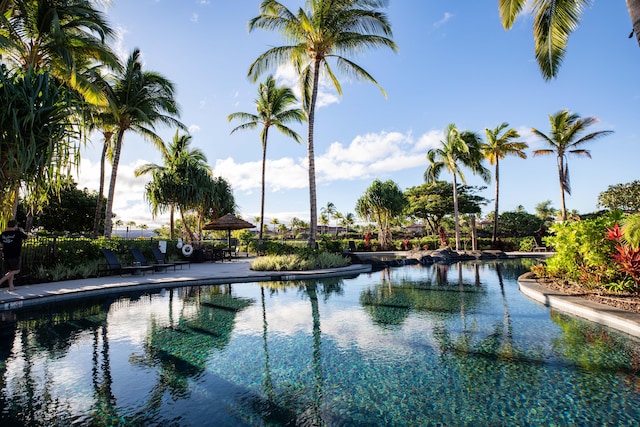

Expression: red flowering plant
xmin=605 ymin=222 xmax=640 ymax=293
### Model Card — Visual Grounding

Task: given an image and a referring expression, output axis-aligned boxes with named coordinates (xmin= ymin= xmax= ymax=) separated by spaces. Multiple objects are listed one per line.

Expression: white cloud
xmin=434 ymin=12 xmax=453 ymax=28
xmin=191 ymin=13 xmax=199 ymax=23
xmin=188 ymin=124 xmax=201 ymax=133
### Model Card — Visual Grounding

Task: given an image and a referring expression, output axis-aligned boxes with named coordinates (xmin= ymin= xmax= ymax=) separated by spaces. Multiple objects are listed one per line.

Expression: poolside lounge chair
xmin=99 ymin=248 xmax=154 ymax=276
xmin=130 ymin=247 xmax=176 ymax=272
xmin=151 ymin=246 xmax=190 ymax=269
xmin=532 ymin=236 xmax=548 ymax=252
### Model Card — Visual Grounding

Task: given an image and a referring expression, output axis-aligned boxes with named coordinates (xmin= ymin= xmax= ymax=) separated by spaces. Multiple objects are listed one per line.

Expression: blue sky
xmin=76 ymin=1 xmax=640 ymax=230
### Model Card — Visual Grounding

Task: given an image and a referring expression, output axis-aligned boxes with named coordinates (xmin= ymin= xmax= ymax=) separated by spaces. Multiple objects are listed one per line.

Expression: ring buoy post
xmin=182 ymin=244 xmax=193 ymax=257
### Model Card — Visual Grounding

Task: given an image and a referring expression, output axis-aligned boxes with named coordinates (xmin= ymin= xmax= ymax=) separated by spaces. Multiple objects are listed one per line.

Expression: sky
xmin=75 ymin=1 xmax=640 ymax=231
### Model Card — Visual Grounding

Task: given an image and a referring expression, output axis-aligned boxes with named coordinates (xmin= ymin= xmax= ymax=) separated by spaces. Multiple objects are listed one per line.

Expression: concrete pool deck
xmin=1 ymin=253 xmax=639 ymax=340
xmin=0 ymin=257 xmax=371 ymax=311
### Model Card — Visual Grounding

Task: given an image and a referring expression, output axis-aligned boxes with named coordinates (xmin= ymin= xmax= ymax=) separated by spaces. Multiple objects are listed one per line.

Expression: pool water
xmin=1 ymin=260 xmax=639 ymax=426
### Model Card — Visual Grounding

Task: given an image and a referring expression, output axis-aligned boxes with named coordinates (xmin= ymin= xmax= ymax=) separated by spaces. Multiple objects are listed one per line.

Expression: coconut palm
xmin=531 ymin=110 xmax=613 ymax=221
xmin=424 ymin=124 xmax=491 ymax=251
xmin=248 ymin=0 xmax=397 ymax=247
xmin=321 ymin=201 xmax=336 ymax=234
xmin=103 ymin=48 xmax=184 ymax=238
xmin=228 ymin=75 xmax=304 ymax=241
xmin=499 ymin=0 xmax=640 ymax=80
xmin=482 ymin=123 xmax=528 ymax=247
xmin=0 ymin=0 xmax=120 ymax=103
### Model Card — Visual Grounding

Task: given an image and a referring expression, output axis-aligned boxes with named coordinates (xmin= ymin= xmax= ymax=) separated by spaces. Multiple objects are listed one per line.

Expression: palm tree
xmin=103 ymin=48 xmax=184 ymax=238
xmin=531 ymin=110 xmax=613 ymax=221
xmin=499 ymin=0 xmax=640 ymax=80
xmin=0 ymin=0 xmax=120 ymax=103
xmin=321 ymin=202 xmax=336 ymax=235
xmin=482 ymin=123 xmax=528 ymax=247
xmin=424 ymin=124 xmax=490 ymax=250
xmin=228 ymin=75 xmax=304 ymax=241
xmin=135 ymin=130 xmax=217 ymax=240
xmin=248 ymin=0 xmax=397 ymax=248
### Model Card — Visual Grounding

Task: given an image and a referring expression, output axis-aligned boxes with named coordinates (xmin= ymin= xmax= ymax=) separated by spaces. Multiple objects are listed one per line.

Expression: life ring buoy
xmin=182 ymin=244 xmax=193 ymax=256
xmin=176 ymin=238 xmax=183 ymax=249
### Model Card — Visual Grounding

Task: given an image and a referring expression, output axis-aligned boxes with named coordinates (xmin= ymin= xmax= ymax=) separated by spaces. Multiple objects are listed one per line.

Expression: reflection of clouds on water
xmin=234 ymin=295 xmax=443 ymax=356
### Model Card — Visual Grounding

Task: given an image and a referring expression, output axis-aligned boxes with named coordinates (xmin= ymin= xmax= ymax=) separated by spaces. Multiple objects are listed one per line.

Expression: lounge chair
xmin=99 ymin=248 xmax=154 ymax=276
xmin=130 ymin=247 xmax=175 ymax=272
xmin=151 ymin=246 xmax=190 ymax=269
xmin=532 ymin=236 xmax=548 ymax=252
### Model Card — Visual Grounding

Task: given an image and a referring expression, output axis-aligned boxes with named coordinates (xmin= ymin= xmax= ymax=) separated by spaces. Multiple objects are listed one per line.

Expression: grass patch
xmin=250 ymin=252 xmax=350 ymax=271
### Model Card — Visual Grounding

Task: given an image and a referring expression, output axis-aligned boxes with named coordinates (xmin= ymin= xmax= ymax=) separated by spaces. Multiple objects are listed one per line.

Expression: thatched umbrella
xmin=203 ymin=213 xmax=256 ymax=248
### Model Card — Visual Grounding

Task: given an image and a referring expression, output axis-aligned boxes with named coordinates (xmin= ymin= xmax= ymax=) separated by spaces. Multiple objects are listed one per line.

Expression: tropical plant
xmin=0 ymin=0 xmax=120 ymax=103
xmin=424 ymin=123 xmax=491 ymax=250
xmin=228 ymin=75 xmax=304 ymax=241
xmin=405 ymin=181 xmax=488 ymax=236
xmin=135 ymin=131 xmax=233 ymax=241
xmin=0 ymin=66 xmax=82 ymax=227
xmin=355 ymin=179 xmax=407 ymax=250
xmin=248 ymin=0 xmax=397 ymax=247
xmin=534 ymin=200 xmax=557 ymax=225
xmin=321 ymin=202 xmax=337 ymax=234
xmin=499 ymin=0 xmax=640 ymax=80
xmin=103 ymin=48 xmax=184 ymax=237
xmin=482 ymin=123 xmax=528 ymax=247
xmin=606 ymin=221 xmax=640 ymax=293
xmin=531 ymin=110 xmax=613 ymax=221
xmin=598 ymin=180 xmax=640 ymax=213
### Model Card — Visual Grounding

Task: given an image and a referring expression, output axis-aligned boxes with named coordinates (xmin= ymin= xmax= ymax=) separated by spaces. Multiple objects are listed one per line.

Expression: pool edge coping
xmin=0 ymin=263 xmax=373 ymax=312
xmin=518 ymin=275 xmax=640 ymax=339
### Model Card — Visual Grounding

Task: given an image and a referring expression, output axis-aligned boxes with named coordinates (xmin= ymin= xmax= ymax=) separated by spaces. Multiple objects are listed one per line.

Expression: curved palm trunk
xmin=104 ymin=130 xmax=125 ymax=238
xmin=307 ymin=60 xmax=321 ymax=248
xmin=170 ymin=206 xmax=175 ymax=240
xmin=628 ymin=0 xmax=640 ymax=46
xmin=492 ymin=159 xmax=500 ymax=247
xmin=93 ymin=133 xmax=111 ymax=237
xmin=179 ymin=208 xmax=195 ymax=242
xmin=452 ymin=174 xmax=461 ymax=250
xmin=259 ymin=129 xmax=268 ymax=241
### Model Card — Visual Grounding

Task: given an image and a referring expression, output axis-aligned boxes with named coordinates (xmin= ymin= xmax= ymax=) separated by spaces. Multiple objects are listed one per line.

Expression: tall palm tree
xmin=0 ymin=0 xmax=120 ymax=103
xmin=228 ymin=75 xmax=304 ymax=241
xmin=482 ymin=123 xmax=528 ymax=247
xmin=321 ymin=201 xmax=336 ymax=234
xmin=499 ymin=0 xmax=640 ymax=80
xmin=531 ymin=110 xmax=613 ymax=221
xmin=424 ymin=123 xmax=491 ymax=251
xmin=103 ymin=48 xmax=184 ymax=237
xmin=248 ymin=0 xmax=397 ymax=247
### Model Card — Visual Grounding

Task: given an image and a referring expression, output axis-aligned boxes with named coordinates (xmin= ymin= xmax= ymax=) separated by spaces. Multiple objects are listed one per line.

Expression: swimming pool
xmin=0 ymin=259 xmax=639 ymax=426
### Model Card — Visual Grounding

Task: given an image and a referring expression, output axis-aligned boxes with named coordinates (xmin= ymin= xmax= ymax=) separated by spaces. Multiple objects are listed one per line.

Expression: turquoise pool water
xmin=1 ymin=260 xmax=639 ymax=426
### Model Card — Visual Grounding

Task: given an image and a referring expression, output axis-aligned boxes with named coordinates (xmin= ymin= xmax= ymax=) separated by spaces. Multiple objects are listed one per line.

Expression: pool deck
xmin=2 ymin=253 xmax=640 ymax=340
xmin=0 ymin=257 xmax=371 ymax=311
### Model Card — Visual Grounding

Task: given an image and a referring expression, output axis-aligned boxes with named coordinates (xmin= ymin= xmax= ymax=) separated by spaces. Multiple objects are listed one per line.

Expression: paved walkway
xmin=0 ymin=258 xmax=371 ymax=311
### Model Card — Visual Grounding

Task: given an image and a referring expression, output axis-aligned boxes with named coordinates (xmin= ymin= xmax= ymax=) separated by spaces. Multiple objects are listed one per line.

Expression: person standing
xmin=0 ymin=220 xmax=28 ymax=291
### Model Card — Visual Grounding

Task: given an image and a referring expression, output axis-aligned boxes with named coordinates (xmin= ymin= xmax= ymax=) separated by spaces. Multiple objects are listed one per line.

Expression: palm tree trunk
xmin=307 ymin=60 xmax=321 ymax=248
xmin=259 ymin=130 xmax=268 ymax=241
xmin=93 ymin=134 xmax=110 ymax=237
xmin=452 ymin=175 xmax=461 ymax=250
xmin=628 ymin=0 xmax=640 ymax=46
xmin=170 ymin=205 xmax=175 ymax=240
xmin=103 ymin=130 xmax=124 ymax=238
xmin=492 ymin=159 xmax=500 ymax=247
xmin=557 ymin=157 xmax=567 ymax=221
xmin=179 ymin=208 xmax=195 ymax=243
